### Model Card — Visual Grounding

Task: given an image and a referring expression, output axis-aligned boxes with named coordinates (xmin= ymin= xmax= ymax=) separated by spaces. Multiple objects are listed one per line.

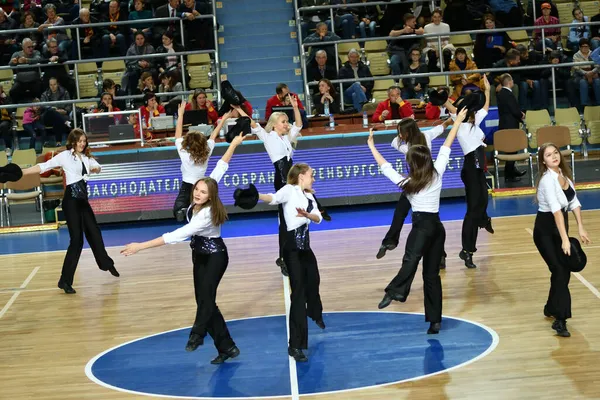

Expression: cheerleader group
xmin=0 ymin=74 xmax=591 ymax=364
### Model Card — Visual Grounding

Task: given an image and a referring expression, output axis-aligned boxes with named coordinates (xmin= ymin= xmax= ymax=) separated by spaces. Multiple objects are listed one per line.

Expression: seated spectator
xmin=138 ymin=71 xmax=157 ymax=95
xmin=541 ymin=50 xmax=575 ymax=108
xmin=128 ymin=0 xmax=153 ymax=43
xmin=71 ymin=8 xmax=108 ymax=60
xmin=572 ymin=38 xmax=600 ymax=110
xmin=372 ymin=86 xmax=414 ymax=123
xmin=95 ymin=92 xmax=121 ymax=113
xmin=43 ymin=38 xmax=76 ymax=97
xmin=103 ymin=0 xmax=129 ymax=56
xmin=22 ymin=99 xmax=46 ymax=149
xmin=15 ymin=11 xmax=43 ymax=52
xmin=101 ymin=79 xmax=127 ymax=111
xmin=39 ymin=4 xmax=70 ymax=55
xmin=140 ymin=92 xmax=166 ymax=128
xmin=568 ymin=7 xmax=599 ymax=52
xmin=354 ymin=0 xmax=378 ymax=39
xmin=186 ymin=88 xmax=219 ymax=124
xmin=592 ymin=13 xmax=600 ymax=46
xmin=306 ymin=50 xmax=337 ymax=94
xmin=449 ymin=47 xmax=483 ymax=98
xmin=338 ymin=48 xmax=373 ymax=112
xmin=42 ymin=0 xmax=79 ymax=23
xmin=156 ymin=31 xmax=184 ymax=74
xmin=489 ymin=48 xmax=522 ymax=92
xmin=312 ymin=78 xmax=340 ymax=115
xmin=402 ymin=47 xmax=429 ymax=101
xmin=0 ymin=87 xmax=14 ymax=152
xmin=153 ymin=0 xmax=182 ymax=47
xmin=422 ymin=8 xmax=454 ymax=72
xmin=22 ymin=0 xmax=43 ymax=21
xmin=516 ymin=44 xmax=546 ymax=110
xmin=527 ymin=0 xmax=558 ymax=25
xmin=265 ymin=83 xmax=305 ymax=120
xmin=123 ymin=32 xmax=156 ymax=95
xmin=388 ymin=13 xmax=424 ymax=77
xmin=489 ymin=0 xmax=523 ymax=28
xmin=474 ymin=14 xmax=512 ymax=69
xmin=40 ymin=77 xmax=72 ymax=145
xmin=534 ymin=3 xmax=561 ymax=51
xmin=0 ymin=8 xmax=19 ymax=63
xmin=180 ymin=0 xmax=213 ymax=50
xmin=303 ymin=22 xmax=341 ymax=67
xmin=330 ymin=0 xmax=355 ymax=40
xmin=158 ymin=69 xmax=183 ymax=113
xmin=9 ymin=38 xmax=43 ymax=103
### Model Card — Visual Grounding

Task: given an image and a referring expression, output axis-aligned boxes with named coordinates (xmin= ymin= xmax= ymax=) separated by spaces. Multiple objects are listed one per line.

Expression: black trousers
xmin=283 ymin=239 xmax=323 ymax=349
xmin=42 ymin=109 xmax=69 ymax=143
xmin=460 ymin=151 xmax=490 ymax=253
xmin=173 ymin=181 xmax=194 ymax=218
xmin=533 ymin=211 xmax=572 ymax=320
xmin=191 ymin=249 xmax=235 ymax=352
xmin=61 ymin=187 xmax=114 ymax=285
xmin=385 ymin=212 xmax=445 ymax=323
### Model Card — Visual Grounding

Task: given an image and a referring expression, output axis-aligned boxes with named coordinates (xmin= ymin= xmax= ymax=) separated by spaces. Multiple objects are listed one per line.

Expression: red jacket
xmin=265 ymin=93 xmax=304 ymax=120
xmin=140 ymin=104 xmax=166 ymax=127
xmin=372 ymin=100 xmax=414 ymax=123
xmin=185 ymin=103 xmax=219 ymax=125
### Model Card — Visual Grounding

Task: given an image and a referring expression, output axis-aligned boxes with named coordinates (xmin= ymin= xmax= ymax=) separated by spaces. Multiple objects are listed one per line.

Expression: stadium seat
xmin=554 ymin=107 xmax=583 ymax=146
xmin=525 ymin=109 xmax=552 ymax=148
xmin=583 ymin=105 xmax=600 ymax=145
xmin=536 ymin=125 xmax=576 ymax=180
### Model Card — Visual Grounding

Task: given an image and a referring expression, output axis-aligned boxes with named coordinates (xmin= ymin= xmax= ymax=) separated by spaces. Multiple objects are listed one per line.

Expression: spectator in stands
xmin=307 ymin=50 xmax=338 ymax=94
xmin=353 ymin=0 xmax=378 ymax=39
xmin=379 ymin=0 xmax=412 ymax=36
xmin=39 ymin=4 xmax=70 ymax=55
xmin=0 ymin=8 xmax=19 ymax=63
xmin=104 ymin=0 xmax=129 ymax=56
xmin=156 ymin=31 xmax=184 ymax=74
xmin=489 ymin=0 xmax=523 ymax=28
xmin=153 ymin=0 xmax=182 ymax=47
xmin=527 ymin=0 xmax=558 ymax=24
xmin=422 ymin=9 xmax=453 ymax=72
xmin=516 ymin=44 xmax=546 ymax=110
xmin=330 ymin=0 xmax=357 ymax=40
xmin=123 ymin=32 xmax=156 ymax=95
xmin=388 ymin=13 xmax=424 ymax=78
xmin=71 ymin=8 xmax=108 ymax=60
xmin=100 ymin=79 xmax=127 ymax=111
xmin=42 ymin=0 xmax=79 ymax=23
xmin=449 ymin=47 xmax=483 ymax=99
xmin=489 ymin=48 xmax=522 ymax=92
xmin=312 ymin=78 xmax=340 ymax=115
xmin=96 ymin=92 xmax=121 ymax=113
xmin=572 ymin=38 xmax=600 ymax=110
xmin=15 ymin=12 xmax=43 ymax=52
xmin=40 ymin=77 xmax=72 ymax=145
xmin=534 ymin=3 xmax=561 ymax=51
xmin=568 ymin=8 xmax=599 ymax=52
xmin=541 ymin=50 xmax=575 ymax=109
xmin=592 ymin=13 xmax=600 ymax=46
xmin=265 ymin=83 xmax=306 ymax=120
xmin=22 ymin=99 xmax=46 ymax=148
xmin=402 ymin=47 xmax=429 ymax=100
xmin=338 ymin=48 xmax=373 ymax=112
xmin=180 ymin=0 xmax=213 ymax=50
xmin=474 ymin=14 xmax=512 ymax=69
xmin=0 ymin=87 xmax=13 ymax=153
xmin=298 ymin=0 xmax=332 ymax=40
xmin=159 ymin=69 xmax=183 ymax=113
xmin=9 ymin=38 xmax=43 ymax=104
xmin=140 ymin=92 xmax=166 ymax=128
xmin=22 ymin=0 xmax=43 ymax=21
xmin=372 ymin=86 xmax=414 ymax=123
xmin=42 ymin=38 xmax=76 ymax=97
xmin=136 ymin=71 xmax=158 ymax=107
xmin=186 ymin=88 xmax=219 ymax=124
xmin=304 ymin=22 xmax=341 ymax=67
xmin=128 ymin=0 xmax=153 ymax=42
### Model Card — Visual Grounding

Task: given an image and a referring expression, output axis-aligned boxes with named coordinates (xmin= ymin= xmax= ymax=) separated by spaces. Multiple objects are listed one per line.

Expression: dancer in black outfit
xmin=122 ymin=133 xmax=245 ymax=363
xmin=22 ymin=129 xmax=119 ymax=294
xmin=534 ymin=143 xmax=591 ymax=337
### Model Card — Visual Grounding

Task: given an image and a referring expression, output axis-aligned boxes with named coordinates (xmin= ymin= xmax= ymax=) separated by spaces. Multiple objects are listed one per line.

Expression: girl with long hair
xmin=376 ymin=117 xmax=452 ymax=266
xmin=21 ymin=129 xmax=119 ymax=294
xmin=312 ymin=78 xmax=339 ymax=115
xmin=173 ymin=101 xmax=228 ymax=221
xmin=256 ymin=163 xmax=325 ymax=362
xmin=121 ymin=133 xmax=245 ymax=363
xmin=186 ymin=89 xmax=219 ymax=124
xmin=369 ymin=108 xmax=468 ymax=335
xmin=445 ymin=75 xmax=493 ymax=269
xmin=534 ymin=143 xmax=591 ymax=337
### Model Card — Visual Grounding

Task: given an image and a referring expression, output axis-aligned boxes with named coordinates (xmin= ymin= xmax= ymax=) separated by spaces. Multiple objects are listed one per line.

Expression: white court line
xmin=524 ymin=228 xmax=600 ymax=300
xmin=283 ymin=275 xmax=300 ymax=400
xmin=0 ymin=267 xmax=40 ymax=319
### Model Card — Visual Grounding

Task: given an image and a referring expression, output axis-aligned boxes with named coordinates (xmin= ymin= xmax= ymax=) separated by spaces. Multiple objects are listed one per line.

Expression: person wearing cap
xmin=534 ymin=3 xmax=561 ymax=51
xmin=533 ymin=142 xmax=591 ymax=337
xmin=121 ymin=132 xmax=245 ymax=363
xmin=372 ymin=86 xmax=414 ymax=123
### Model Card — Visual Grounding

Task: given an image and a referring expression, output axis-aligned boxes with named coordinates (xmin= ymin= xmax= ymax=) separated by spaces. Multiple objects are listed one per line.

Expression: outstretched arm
xmin=367 ymin=128 xmax=388 ymax=167
xmin=289 ymin=94 xmax=302 ymax=128
xmin=442 ymin=108 xmax=467 ymax=148
xmin=22 ymin=165 xmax=42 ymax=176
xmin=482 ymin=74 xmax=491 ymax=112
xmin=232 ymin=104 xmax=257 ymax=129
xmin=210 ymin=111 xmax=231 ymax=141
xmin=121 ymin=237 xmax=166 ymax=256
xmin=175 ymin=100 xmax=186 ymax=139
xmin=218 ymin=132 xmax=244 ymax=165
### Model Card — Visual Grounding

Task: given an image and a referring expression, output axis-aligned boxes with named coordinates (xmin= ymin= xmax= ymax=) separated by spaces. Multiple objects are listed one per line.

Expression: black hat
xmin=564 ymin=237 xmax=587 ymax=272
xmin=221 ymin=80 xmax=243 ymax=106
xmin=428 ymin=89 xmax=449 ymax=106
xmin=458 ymin=91 xmax=486 ymax=113
xmin=0 ymin=163 xmax=23 ymax=183
xmin=225 ymin=116 xmax=252 ymax=143
xmin=233 ymin=183 xmax=259 ymax=210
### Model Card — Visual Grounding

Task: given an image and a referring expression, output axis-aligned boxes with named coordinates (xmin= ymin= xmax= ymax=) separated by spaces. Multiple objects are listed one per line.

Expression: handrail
xmin=297 ymin=0 xmax=431 ymax=12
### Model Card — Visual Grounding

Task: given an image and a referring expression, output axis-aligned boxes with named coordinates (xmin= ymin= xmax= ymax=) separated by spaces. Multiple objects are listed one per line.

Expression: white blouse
xmin=267 ymin=184 xmax=322 ymax=230
xmin=38 ymin=149 xmax=101 ymax=185
xmin=162 ymin=159 xmax=229 ymax=244
xmin=251 ymin=124 xmax=302 ymax=163
xmin=175 ymin=137 xmax=215 ymax=184
xmin=450 ymin=109 xmax=487 ymax=155
xmin=380 ymin=146 xmax=451 ymax=213
xmin=537 ymin=168 xmax=581 ymax=213
xmin=391 ymin=124 xmax=445 ymax=154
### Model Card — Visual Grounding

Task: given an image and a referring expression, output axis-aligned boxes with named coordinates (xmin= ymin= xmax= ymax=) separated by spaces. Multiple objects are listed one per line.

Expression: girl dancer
xmin=256 ymin=163 xmax=324 ymax=362
xmin=376 ymin=117 xmax=452 ymax=266
xmin=534 ymin=143 xmax=591 ymax=337
xmin=370 ymin=108 xmax=468 ymax=334
xmin=173 ymin=101 xmax=230 ymax=221
xmin=21 ymin=129 xmax=119 ymax=294
xmin=121 ymin=133 xmax=245 ymax=363
xmin=444 ymin=75 xmax=493 ymax=268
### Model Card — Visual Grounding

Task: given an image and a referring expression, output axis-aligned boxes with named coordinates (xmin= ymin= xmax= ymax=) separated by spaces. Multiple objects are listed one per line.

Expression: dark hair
xmin=144 ymin=91 xmax=157 ymax=105
xmin=505 ymin=48 xmax=520 ymax=62
xmin=579 ymin=38 xmax=590 ymax=47
xmin=66 ymin=128 xmax=94 ymax=158
xmin=403 ymin=13 xmax=415 ymax=23
xmin=182 ymin=132 xmax=211 ymax=165
xmin=572 ymin=7 xmax=583 ymax=18
xmin=400 ymin=145 xmax=437 ymax=195
xmin=103 ymin=79 xmax=116 ymax=91
xmin=454 ymin=47 xmax=467 ymax=58
xmin=318 ymin=78 xmax=337 ymax=97
xmin=192 ymin=177 xmax=228 ymax=226
xmin=549 ymin=50 xmax=562 ymax=61
xmin=276 ymin=83 xmax=289 ymax=95
xmin=535 ymin=142 xmax=573 ymax=191
xmin=397 ymin=119 xmax=427 ymax=147
xmin=432 ymin=8 xmax=443 ymax=17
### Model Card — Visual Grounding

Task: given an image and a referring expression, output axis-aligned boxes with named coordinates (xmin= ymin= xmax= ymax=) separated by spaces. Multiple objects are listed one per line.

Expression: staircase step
xmin=219 ymin=43 xmax=300 ymax=60
xmin=225 ymin=69 xmax=301 ymax=87
xmin=220 ymin=21 xmax=295 ymax=38
xmin=217 ymin=7 xmax=293 ymax=25
xmin=221 ymin=56 xmax=299 ymax=74
xmin=219 ymin=32 xmax=299 ymax=48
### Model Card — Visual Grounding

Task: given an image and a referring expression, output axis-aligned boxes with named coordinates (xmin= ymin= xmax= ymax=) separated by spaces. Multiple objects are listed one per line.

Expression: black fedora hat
xmin=0 ymin=163 xmax=23 ymax=183
xmin=459 ymin=91 xmax=486 ymax=113
xmin=221 ymin=80 xmax=243 ymax=106
xmin=564 ymin=237 xmax=587 ymax=272
xmin=428 ymin=89 xmax=449 ymax=106
xmin=225 ymin=116 xmax=252 ymax=143
xmin=233 ymin=183 xmax=259 ymax=210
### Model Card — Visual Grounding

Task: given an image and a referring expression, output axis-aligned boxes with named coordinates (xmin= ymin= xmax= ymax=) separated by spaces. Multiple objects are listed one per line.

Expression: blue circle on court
xmin=86 ymin=312 xmax=498 ymax=398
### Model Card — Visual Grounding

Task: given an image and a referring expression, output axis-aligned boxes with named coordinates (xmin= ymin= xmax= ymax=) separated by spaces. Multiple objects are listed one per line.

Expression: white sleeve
xmin=474 ymin=109 xmax=488 ymax=127
xmin=37 ymin=151 xmax=67 ymax=173
xmin=434 ymin=146 xmax=451 ymax=176
xmin=162 ymin=209 xmax=212 ymax=244
xmin=380 ymin=163 xmax=405 ymax=185
xmin=209 ymin=159 xmax=229 ymax=183
xmin=425 ymin=124 xmax=445 ymax=142
xmin=289 ymin=124 xmax=302 ymax=142
xmin=568 ymin=182 xmax=582 ymax=211
xmin=306 ymin=193 xmax=322 ymax=224
xmin=268 ymin=184 xmax=294 ymax=205
xmin=175 ymin=137 xmax=186 ymax=159
xmin=391 ymin=137 xmax=408 ymax=154
xmin=89 ymin=157 xmax=101 ymax=171
xmin=540 ymin=176 xmax=563 ymax=214
xmin=207 ymin=139 xmax=215 ymax=157
xmin=251 ymin=124 xmax=267 ymax=141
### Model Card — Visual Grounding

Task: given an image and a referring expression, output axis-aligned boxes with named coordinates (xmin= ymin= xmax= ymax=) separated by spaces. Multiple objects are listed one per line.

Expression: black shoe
xmin=320 ymin=209 xmax=332 ymax=222
xmin=543 ymin=305 xmax=554 ymax=318
xmin=107 ymin=266 xmax=120 ymax=277
xmin=505 ymin=176 xmax=522 ymax=183
xmin=552 ymin=320 xmax=571 ymax=337
xmin=58 ymin=280 xmax=76 ymax=294
xmin=288 ymin=347 xmax=308 ymax=362
xmin=276 ymin=257 xmax=288 ymax=277
xmin=210 ymin=345 xmax=240 ymax=364
xmin=427 ymin=322 xmax=441 ymax=334
xmin=378 ymin=293 xmax=393 ymax=309
xmin=376 ymin=243 xmax=397 ymax=259
xmin=315 ymin=319 xmax=325 ymax=330
xmin=440 ymin=255 xmax=446 ymax=269
xmin=459 ymin=250 xmax=477 ymax=269
xmin=185 ymin=333 xmax=204 ymax=352
xmin=484 ymin=217 xmax=494 ymax=234
xmin=175 ymin=208 xmax=187 ymax=222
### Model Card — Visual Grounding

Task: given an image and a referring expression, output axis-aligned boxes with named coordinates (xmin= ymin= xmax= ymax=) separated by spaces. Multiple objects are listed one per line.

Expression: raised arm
xmin=218 ymin=132 xmax=244 ymax=165
xmin=210 ymin=111 xmax=231 ymax=141
xmin=367 ymin=128 xmax=389 ymax=167
xmin=175 ymin=100 xmax=186 ymax=139
xmin=258 ymin=184 xmax=293 ymax=205
xmin=443 ymin=108 xmax=467 ymax=148
xmin=482 ymin=74 xmax=491 ymax=112
xmin=289 ymin=94 xmax=302 ymax=128
xmin=232 ymin=105 xmax=257 ymax=129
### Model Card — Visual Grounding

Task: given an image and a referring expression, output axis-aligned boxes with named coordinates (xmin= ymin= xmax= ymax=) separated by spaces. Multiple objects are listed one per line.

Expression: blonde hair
xmin=265 ymin=112 xmax=288 ymax=133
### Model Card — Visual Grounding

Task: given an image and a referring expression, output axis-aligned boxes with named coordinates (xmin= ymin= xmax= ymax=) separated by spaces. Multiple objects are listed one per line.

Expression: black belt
xmin=190 ymin=236 xmax=227 ymax=254
xmin=285 ymin=224 xmax=311 ymax=251
xmin=464 ymin=146 xmax=486 ymax=169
